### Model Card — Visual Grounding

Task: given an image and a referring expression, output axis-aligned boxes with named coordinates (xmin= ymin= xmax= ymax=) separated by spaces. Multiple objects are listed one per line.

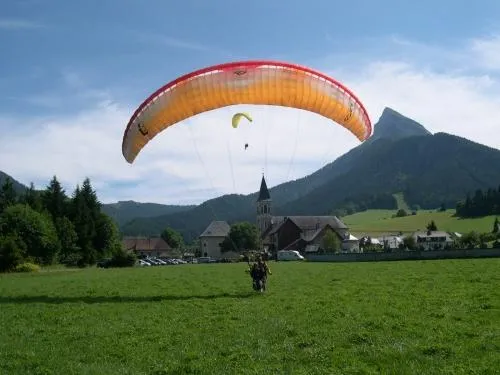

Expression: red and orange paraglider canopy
xmin=122 ymin=60 xmax=372 ymax=163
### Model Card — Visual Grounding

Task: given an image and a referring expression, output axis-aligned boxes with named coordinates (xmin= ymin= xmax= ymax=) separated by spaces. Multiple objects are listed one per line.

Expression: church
xmin=199 ymin=175 xmax=360 ymax=259
xmin=256 ymin=175 xmax=359 ymax=254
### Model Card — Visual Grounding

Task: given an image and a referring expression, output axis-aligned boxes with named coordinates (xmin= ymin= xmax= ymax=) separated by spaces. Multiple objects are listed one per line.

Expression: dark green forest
xmin=0 ymin=176 xmax=130 ymax=272
xmin=456 ymin=185 xmax=500 ymax=218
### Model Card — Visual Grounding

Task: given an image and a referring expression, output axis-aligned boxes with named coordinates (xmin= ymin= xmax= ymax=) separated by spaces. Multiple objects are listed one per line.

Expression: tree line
xmin=0 ymin=176 xmax=130 ymax=272
xmin=456 ymin=185 xmax=500 ymax=218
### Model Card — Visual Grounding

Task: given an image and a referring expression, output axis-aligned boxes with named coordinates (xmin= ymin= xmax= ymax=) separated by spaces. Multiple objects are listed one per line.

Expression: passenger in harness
xmin=248 ymin=256 xmax=272 ymax=292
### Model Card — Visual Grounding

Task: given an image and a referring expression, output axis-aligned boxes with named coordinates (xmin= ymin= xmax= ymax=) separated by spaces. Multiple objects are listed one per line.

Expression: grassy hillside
xmin=342 ymin=209 xmax=499 ymax=236
xmin=1 ymin=260 xmax=498 ymax=374
xmin=393 ymin=192 xmax=409 ymax=211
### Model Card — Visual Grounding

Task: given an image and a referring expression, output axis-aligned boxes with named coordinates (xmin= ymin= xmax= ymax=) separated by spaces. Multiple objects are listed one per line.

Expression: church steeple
xmin=256 ymin=174 xmax=272 ymax=235
xmin=257 ymin=174 xmax=271 ymax=202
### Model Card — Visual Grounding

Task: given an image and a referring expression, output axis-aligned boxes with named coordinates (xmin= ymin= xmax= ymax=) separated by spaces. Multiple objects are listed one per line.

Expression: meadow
xmin=342 ymin=209 xmax=498 ymax=237
xmin=0 ymin=260 xmax=499 ymax=375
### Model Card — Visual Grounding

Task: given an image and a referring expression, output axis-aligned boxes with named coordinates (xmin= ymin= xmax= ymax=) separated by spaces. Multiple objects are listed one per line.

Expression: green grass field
xmin=1 ymin=260 xmax=499 ymax=374
xmin=342 ymin=209 xmax=498 ymax=237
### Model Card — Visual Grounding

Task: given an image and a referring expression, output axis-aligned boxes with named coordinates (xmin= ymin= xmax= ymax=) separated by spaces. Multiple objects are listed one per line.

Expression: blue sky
xmin=1 ymin=0 xmax=500 ymax=205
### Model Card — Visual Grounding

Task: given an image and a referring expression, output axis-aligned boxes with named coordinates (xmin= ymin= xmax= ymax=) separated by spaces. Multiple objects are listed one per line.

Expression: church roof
xmin=122 ymin=237 xmax=171 ymax=251
xmin=257 ymin=175 xmax=271 ymax=201
xmin=270 ymin=216 xmax=347 ymax=231
xmin=262 ymin=215 xmax=347 ymax=240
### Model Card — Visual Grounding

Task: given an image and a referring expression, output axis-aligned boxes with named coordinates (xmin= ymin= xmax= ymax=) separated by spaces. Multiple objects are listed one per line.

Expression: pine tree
xmin=69 ymin=178 xmax=107 ymax=265
xmin=0 ymin=177 xmax=17 ymax=213
xmin=55 ymin=216 xmax=79 ymax=264
xmin=70 ymin=185 xmax=95 ymax=265
xmin=426 ymin=220 xmax=438 ymax=231
xmin=43 ymin=176 xmax=68 ymax=219
xmin=20 ymin=182 xmax=43 ymax=212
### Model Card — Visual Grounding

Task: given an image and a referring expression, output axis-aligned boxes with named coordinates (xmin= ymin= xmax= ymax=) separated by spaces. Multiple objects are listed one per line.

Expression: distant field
xmin=1 ymin=260 xmax=499 ymax=374
xmin=342 ymin=209 xmax=498 ymax=237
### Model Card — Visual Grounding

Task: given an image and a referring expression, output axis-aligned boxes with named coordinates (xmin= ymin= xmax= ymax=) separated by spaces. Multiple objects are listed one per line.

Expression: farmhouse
xmin=256 ymin=175 xmax=359 ymax=254
xmin=122 ymin=236 xmax=172 ymax=258
xmin=413 ymin=230 xmax=454 ymax=250
xmin=199 ymin=220 xmax=230 ymax=258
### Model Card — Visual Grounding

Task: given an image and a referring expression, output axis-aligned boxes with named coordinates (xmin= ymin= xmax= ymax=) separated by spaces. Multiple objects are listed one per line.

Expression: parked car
xmin=146 ymin=258 xmax=161 ymax=265
xmin=277 ymin=250 xmax=305 ymax=261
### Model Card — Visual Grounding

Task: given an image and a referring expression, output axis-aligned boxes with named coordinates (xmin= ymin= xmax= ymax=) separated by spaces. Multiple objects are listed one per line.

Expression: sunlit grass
xmin=343 ymin=209 xmax=498 ymax=237
xmin=0 ymin=260 xmax=499 ymax=374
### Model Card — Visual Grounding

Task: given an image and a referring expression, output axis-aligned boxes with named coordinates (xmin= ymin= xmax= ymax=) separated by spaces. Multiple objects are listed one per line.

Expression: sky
xmin=1 ymin=0 xmax=500 ymax=205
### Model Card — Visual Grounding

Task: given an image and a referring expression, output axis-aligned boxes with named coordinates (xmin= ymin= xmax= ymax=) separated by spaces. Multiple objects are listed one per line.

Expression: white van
xmin=277 ymin=250 xmax=305 ymax=261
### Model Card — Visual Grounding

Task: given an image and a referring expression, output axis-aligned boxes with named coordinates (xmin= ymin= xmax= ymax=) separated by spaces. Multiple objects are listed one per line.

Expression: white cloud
xmin=0 ymin=19 xmax=43 ymax=30
xmin=133 ymin=31 xmax=216 ymax=53
xmin=0 ymin=101 xmax=359 ymax=205
xmin=340 ymin=61 xmax=500 ymax=149
xmin=1 ymin=34 xmax=500 ymax=205
xmin=470 ymin=34 xmax=500 ymax=71
xmin=149 ymin=35 xmax=209 ymax=52
xmin=130 ymin=31 xmax=236 ymax=59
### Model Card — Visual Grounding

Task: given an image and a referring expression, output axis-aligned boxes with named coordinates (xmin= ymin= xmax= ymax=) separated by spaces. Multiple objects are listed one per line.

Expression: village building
xmin=198 ymin=174 xmax=360 ymax=258
xmin=412 ymin=230 xmax=454 ymax=250
xmin=122 ymin=236 xmax=172 ymax=258
xmin=256 ymin=175 xmax=359 ymax=254
xmin=198 ymin=220 xmax=230 ymax=258
xmin=379 ymin=235 xmax=403 ymax=250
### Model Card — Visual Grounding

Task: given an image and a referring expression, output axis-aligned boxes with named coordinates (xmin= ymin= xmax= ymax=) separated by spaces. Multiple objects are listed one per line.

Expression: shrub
xmin=0 ymin=204 xmax=59 ymax=265
xmin=392 ymin=209 xmax=408 ymax=218
xmin=108 ymin=249 xmax=137 ymax=268
xmin=0 ymin=235 xmax=26 ymax=272
xmin=14 ymin=262 xmax=41 ymax=273
xmin=61 ymin=252 xmax=83 ymax=268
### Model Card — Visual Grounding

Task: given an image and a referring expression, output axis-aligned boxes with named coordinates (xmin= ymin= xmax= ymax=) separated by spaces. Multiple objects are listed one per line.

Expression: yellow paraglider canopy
xmin=232 ymin=112 xmax=253 ymax=129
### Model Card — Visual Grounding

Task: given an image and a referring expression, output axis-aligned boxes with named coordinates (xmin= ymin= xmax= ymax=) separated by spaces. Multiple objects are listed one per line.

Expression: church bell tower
xmin=256 ymin=174 xmax=272 ymax=235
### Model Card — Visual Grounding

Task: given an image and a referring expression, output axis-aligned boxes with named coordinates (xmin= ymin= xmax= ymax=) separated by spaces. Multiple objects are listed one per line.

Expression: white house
xmin=413 ymin=230 xmax=454 ymax=250
xmin=379 ymin=235 xmax=403 ymax=250
xmin=199 ymin=221 xmax=230 ymax=259
xmin=343 ymin=233 xmax=361 ymax=253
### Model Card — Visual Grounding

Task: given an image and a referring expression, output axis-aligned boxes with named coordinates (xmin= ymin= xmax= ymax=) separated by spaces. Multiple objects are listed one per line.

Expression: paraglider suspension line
xmin=286 ymin=109 xmax=301 ymax=181
xmin=227 ymin=141 xmax=237 ymax=193
xmin=187 ymin=123 xmax=241 ymax=253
